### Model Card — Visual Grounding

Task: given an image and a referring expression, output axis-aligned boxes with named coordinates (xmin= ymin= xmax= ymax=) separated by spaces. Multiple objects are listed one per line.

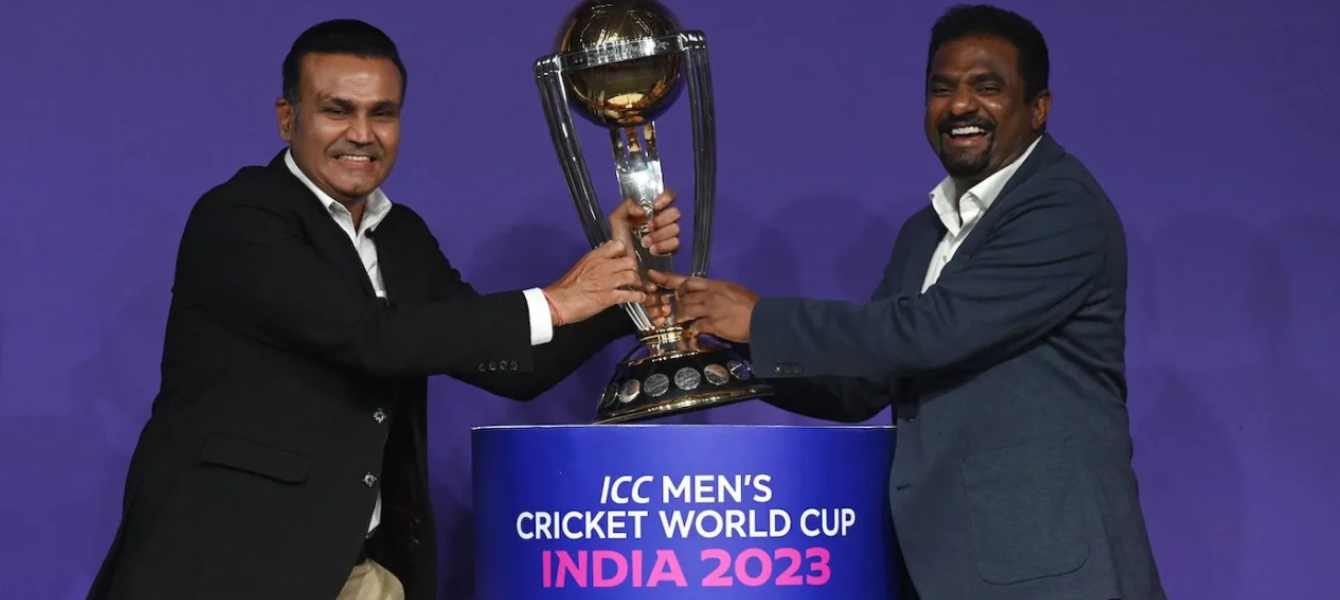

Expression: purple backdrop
xmin=2 ymin=0 xmax=1337 ymax=598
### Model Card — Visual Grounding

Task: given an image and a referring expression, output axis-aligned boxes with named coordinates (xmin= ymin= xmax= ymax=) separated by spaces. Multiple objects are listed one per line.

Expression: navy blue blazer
xmin=747 ymin=134 xmax=1167 ymax=600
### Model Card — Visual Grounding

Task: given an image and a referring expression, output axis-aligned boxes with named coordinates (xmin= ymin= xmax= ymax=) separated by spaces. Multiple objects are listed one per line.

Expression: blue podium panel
xmin=471 ymin=424 xmax=898 ymax=599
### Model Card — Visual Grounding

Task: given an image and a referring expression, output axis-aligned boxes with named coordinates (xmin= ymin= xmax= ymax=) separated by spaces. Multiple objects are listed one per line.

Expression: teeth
xmin=950 ymin=126 xmax=986 ymax=136
xmin=338 ymin=155 xmax=371 ymax=162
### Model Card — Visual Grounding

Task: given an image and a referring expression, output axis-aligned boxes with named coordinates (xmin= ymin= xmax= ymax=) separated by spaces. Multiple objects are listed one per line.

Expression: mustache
xmin=939 ymin=118 xmax=994 ymax=133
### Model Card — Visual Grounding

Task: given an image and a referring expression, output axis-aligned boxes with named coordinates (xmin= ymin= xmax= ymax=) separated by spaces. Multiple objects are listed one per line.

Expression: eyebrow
xmin=316 ymin=93 xmax=399 ymax=112
xmin=927 ymin=71 xmax=1007 ymax=86
xmin=969 ymin=72 xmax=1006 ymax=85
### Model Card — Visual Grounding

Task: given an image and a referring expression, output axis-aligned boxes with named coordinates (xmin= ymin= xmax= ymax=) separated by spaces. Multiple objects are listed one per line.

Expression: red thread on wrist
xmin=541 ymin=289 xmax=565 ymax=326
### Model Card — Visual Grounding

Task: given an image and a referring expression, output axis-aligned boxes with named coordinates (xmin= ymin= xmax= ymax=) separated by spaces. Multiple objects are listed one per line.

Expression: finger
xmin=616 ymin=270 xmax=641 ymax=288
xmin=623 ymin=198 xmax=651 ymax=223
xmin=643 ymin=233 xmax=675 ymax=254
xmin=649 ymin=207 xmax=681 ymax=229
xmin=599 ymin=239 xmax=628 ymax=258
xmin=649 ymin=238 xmax=680 ymax=255
xmin=652 ymin=190 xmax=676 ymax=211
xmin=611 ymin=289 xmax=647 ymax=305
xmin=601 ymin=255 xmax=638 ymax=274
xmin=680 ymin=276 xmax=711 ymax=292
xmin=676 ymin=288 xmax=704 ymax=304
xmin=644 ymin=222 xmax=679 ymax=246
xmin=612 ymin=197 xmax=639 ymax=218
xmin=646 ymin=269 xmax=688 ymax=289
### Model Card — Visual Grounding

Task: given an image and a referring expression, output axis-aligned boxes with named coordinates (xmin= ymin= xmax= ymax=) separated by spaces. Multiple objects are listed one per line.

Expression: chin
xmin=331 ymin=175 xmax=382 ymax=194
xmin=940 ymin=153 xmax=989 ymax=179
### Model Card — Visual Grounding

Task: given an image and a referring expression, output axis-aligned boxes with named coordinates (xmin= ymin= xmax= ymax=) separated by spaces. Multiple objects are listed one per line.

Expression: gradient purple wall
xmin=2 ymin=0 xmax=1336 ymax=598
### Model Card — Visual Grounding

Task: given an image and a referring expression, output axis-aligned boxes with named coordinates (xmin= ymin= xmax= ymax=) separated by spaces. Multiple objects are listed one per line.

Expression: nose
xmin=948 ymin=87 xmax=979 ymax=116
xmin=346 ymin=115 xmax=374 ymax=145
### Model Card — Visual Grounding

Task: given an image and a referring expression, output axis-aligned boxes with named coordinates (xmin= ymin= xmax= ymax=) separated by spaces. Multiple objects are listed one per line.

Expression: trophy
xmin=535 ymin=0 xmax=772 ymax=424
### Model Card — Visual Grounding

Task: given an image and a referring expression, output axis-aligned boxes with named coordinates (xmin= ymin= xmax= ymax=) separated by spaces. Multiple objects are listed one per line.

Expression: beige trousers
xmin=336 ymin=559 xmax=404 ymax=600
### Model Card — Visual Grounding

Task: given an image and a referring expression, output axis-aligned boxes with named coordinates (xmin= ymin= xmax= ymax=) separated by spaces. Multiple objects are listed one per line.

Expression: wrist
xmin=541 ymin=287 xmax=566 ymax=327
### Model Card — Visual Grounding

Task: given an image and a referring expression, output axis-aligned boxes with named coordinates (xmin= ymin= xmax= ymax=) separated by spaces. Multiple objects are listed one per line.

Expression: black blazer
xmin=748 ymin=135 xmax=1166 ymax=600
xmin=86 ymin=150 xmax=633 ymax=600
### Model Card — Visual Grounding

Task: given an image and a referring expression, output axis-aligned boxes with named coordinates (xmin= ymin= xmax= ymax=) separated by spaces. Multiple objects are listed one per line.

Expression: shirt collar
xmin=928 ymin=135 xmax=1041 ymax=233
xmin=283 ymin=148 xmax=393 ymax=223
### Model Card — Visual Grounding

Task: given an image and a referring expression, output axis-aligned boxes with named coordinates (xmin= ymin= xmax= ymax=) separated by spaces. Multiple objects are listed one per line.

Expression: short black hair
xmin=927 ymin=5 xmax=1049 ymax=101
xmin=281 ymin=19 xmax=408 ymax=105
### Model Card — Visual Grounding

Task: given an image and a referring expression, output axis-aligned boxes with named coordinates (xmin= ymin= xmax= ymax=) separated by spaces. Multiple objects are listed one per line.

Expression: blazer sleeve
xmin=744 ymin=247 xmax=907 ymax=422
xmin=417 ymin=227 xmax=636 ymax=401
xmin=748 ymin=179 xmax=1109 ymax=381
xmin=174 ymin=196 xmax=541 ymax=380
xmin=735 ymin=344 xmax=891 ymax=422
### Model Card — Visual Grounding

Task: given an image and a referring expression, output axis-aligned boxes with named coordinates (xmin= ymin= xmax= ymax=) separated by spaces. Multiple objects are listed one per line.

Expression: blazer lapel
xmin=266 ymin=152 xmax=377 ymax=298
xmin=996 ymin=133 xmax=1063 ymax=202
xmin=366 ymin=208 xmax=410 ymax=304
xmin=941 ymin=134 xmax=1067 ymax=264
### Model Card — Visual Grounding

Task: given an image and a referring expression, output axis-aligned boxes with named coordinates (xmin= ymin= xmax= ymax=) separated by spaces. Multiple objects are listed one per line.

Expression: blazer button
xmin=793 ymin=364 xmax=804 ymax=374
xmin=774 ymin=365 xmax=783 ymax=374
xmin=508 ymin=360 xmax=518 ymax=370
xmin=373 ymin=409 xmax=387 ymax=424
xmin=488 ymin=361 xmax=497 ymax=371
xmin=478 ymin=363 xmax=486 ymax=372
xmin=363 ymin=473 xmax=378 ymax=487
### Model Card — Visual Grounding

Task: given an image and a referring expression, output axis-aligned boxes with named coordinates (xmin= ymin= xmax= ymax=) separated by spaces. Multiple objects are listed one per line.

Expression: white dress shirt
xmin=921 ymin=136 xmax=1042 ymax=293
xmin=283 ymin=150 xmax=555 ymax=535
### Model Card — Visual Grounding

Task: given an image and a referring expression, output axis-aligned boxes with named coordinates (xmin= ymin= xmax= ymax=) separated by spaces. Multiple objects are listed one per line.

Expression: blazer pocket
xmin=959 ymin=443 xmax=1090 ymax=585
xmin=197 ymin=432 xmax=311 ymax=484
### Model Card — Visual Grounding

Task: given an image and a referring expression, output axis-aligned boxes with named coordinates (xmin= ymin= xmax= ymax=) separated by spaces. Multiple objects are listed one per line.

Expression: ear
xmin=276 ymin=97 xmax=295 ymax=143
xmin=1030 ymin=89 xmax=1052 ymax=131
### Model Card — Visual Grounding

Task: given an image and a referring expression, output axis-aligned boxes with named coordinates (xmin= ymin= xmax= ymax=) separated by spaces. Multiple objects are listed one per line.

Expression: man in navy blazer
xmin=650 ymin=5 xmax=1166 ymax=600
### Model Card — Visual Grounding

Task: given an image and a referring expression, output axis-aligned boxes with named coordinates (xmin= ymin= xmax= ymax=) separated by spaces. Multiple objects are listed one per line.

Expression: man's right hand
xmin=542 ymin=240 xmax=646 ymax=326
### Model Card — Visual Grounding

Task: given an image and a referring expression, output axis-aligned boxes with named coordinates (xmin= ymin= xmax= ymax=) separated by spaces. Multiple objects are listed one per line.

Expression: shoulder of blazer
xmin=990 ymin=135 xmax=1120 ymax=225
xmin=183 ymin=150 xmax=328 ymax=231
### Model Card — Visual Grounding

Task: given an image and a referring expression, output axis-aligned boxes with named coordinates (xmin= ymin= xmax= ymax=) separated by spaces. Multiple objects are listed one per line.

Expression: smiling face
xmin=924 ymin=35 xmax=1050 ymax=188
xmin=276 ymin=53 xmax=403 ymax=205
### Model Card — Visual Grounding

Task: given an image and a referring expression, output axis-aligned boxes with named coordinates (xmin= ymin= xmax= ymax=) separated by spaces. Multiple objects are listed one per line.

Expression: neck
xmin=341 ymin=197 xmax=367 ymax=229
xmin=951 ymin=176 xmax=984 ymax=201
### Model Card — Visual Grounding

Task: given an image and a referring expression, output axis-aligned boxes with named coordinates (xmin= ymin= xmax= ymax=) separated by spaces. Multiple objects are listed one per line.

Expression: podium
xmin=471 ymin=424 xmax=900 ymax=599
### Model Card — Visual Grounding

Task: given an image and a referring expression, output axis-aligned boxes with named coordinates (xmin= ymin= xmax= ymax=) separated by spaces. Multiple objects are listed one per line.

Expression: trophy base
xmin=594 ymin=328 xmax=773 ymax=424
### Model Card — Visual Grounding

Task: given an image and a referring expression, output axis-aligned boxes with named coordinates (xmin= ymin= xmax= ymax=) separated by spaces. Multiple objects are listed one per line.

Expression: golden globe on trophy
xmin=534 ymin=0 xmax=773 ymax=424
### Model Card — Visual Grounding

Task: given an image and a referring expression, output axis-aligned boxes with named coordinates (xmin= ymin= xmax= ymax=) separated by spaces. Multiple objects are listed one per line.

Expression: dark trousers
xmin=896 ymin=545 xmax=920 ymax=600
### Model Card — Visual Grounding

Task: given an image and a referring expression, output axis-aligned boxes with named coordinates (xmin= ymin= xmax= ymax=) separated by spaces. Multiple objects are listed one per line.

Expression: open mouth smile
xmin=943 ymin=125 xmax=991 ymax=148
xmin=333 ymin=154 xmax=377 ymax=168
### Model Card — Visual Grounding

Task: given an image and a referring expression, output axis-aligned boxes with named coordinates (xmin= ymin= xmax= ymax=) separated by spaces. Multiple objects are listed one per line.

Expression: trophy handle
xmin=535 ymin=62 xmax=655 ymax=331
xmin=681 ymin=32 xmax=716 ymax=279
xmin=535 ymin=61 xmax=610 ymax=248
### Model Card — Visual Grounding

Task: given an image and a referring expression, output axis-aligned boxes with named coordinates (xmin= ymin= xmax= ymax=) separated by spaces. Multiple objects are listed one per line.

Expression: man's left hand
xmin=646 ymin=270 xmax=758 ymax=342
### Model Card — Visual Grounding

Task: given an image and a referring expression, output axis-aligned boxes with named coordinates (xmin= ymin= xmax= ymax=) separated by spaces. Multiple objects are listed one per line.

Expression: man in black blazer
xmin=86 ymin=19 xmax=681 ymax=600
xmin=650 ymin=5 xmax=1166 ymax=600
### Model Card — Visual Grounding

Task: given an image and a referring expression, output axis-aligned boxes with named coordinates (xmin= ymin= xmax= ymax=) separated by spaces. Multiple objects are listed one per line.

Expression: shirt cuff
xmin=522 ymin=288 xmax=555 ymax=346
